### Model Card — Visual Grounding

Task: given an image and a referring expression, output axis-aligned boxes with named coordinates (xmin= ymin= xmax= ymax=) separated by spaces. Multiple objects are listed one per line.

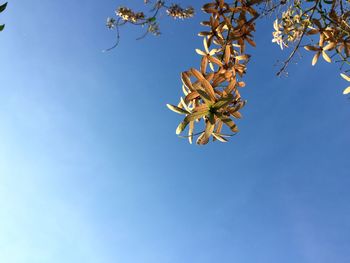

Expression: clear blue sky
xmin=0 ymin=1 xmax=349 ymax=263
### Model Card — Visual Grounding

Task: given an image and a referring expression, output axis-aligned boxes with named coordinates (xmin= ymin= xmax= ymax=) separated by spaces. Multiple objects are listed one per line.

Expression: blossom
xmin=116 ymin=7 xmax=145 ymax=23
xmin=166 ymin=4 xmax=194 ymax=19
xmin=272 ymin=19 xmax=287 ymax=50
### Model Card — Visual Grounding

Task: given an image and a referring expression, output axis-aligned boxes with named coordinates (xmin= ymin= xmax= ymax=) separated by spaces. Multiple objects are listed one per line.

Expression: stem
xmin=277 ymin=0 xmax=321 ymax=76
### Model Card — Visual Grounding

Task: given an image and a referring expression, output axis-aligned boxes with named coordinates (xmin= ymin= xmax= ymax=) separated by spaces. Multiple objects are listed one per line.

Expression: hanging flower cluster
xmin=272 ymin=6 xmax=311 ymax=49
xmin=115 ymin=7 xmax=145 ymax=23
xmin=304 ymin=7 xmax=350 ymax=95
xmin=272 ymin=0 xmax=350 ymax=95
xmin=166 ymin=4 xmax=195 ymax=19
xmin=167 ymin=0 xmax=258 ymax=144
xmin=105 ymin=1 xmax=194 ymax=51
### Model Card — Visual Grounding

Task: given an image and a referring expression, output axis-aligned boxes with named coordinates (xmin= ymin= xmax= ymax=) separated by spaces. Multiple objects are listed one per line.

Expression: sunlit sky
xmin=0 ymin=1 xmax=349 ymax=263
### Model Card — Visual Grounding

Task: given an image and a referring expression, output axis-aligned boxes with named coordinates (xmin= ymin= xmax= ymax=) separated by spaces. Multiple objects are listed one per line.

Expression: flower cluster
xmin=303 ymin=13 xmax=350 ymax=65
xmin=148 ymin=22 xmax=161 ymax=36
xmin=167 ymin=0 xmax=258 ymax=144
xmin=106 ymin=1 xmax=195 ymax=50
xmin=272 ymin=6 xmax=310 ymax=49
xmin=116 ymin=7 xmax=145 ymax=23
xmin=302 ymin=4 xmax=350 ymax=94
xmin=272 ymin=0 xmax=350 ymax=95
xmin=166 ymin=4 xmax=195 ymax=19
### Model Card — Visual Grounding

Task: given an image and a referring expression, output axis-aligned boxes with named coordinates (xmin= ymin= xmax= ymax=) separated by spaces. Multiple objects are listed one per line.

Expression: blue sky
xmin=0 ymin=1 xmax=349 ymax=263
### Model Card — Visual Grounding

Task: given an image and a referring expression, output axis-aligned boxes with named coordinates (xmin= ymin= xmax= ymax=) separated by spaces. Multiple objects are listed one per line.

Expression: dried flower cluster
xmin=272 ymin=6 xmax=311 ymax=49
xmin=166 ymin=4 xmax=195 ymax=19
xmin=272 ymin=0 xmax=350 ymax=94
xmin=105 ymin=1 xmax=194 ymax=51
xmin=116 ymin=7 xmax=145 ymax=23
xmin=167 ymin=0 xmax=259 ymax=144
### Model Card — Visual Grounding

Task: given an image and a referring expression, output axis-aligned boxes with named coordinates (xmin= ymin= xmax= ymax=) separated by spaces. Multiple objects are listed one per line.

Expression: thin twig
xmin=276 ymin=0 xmax=321 ymax=76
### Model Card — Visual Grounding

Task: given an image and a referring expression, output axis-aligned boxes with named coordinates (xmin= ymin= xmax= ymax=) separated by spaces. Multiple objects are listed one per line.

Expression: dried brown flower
xmin=166 ymin=4 xmax=195 ymax=19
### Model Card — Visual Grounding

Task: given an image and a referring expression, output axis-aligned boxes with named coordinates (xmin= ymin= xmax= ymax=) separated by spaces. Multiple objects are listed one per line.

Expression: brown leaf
xmin=208 ymin=56 xmax=223 ymax=66
xmin=307 ymin=28 xmax=319 ymax=35
xmin=237 ymin=81 xmax=246 ymax=88
xmin=212 ymin=74 xmax=226 ymax=87
xmin=184 ymin=108 xmax=208 ymax=122
xmin=224 ymin=45 xmax=231 ymax=64
xmin=185 ymin=91 xmax=200 ymax=103
xmin=212 ymin=132 xmax=228 ymax=142
xmin=235 ymin=54 xmax=250 ymax=61
xmin=246 ymin=37 xmax=256 ymax=47
xmin=197 ymin=122 xmax=215 ymax=145
xmin=176 ymin=119 xmax=189 ymax=135
xmin=188 ymin=121 xmax=194 ymax=144
xmin=200 ymin=56 xmax=208 ymax=74
xmin=323 ymin=42 xmax=336 ymax=51
xmin=213 ymin=94 xmax=234 ymax=109
xmin=196 ymin=49 xmax=207 ymax=56
xmin=197 ymin=89 xmax=213 ymax=105
xmin=198 ymin=31 xmax=211 ymax=36
xmin=190 ymin=68 xmax=205 ymax=81
xmin=231 ymin=111 xmax=242 ymax=119
xmin=322 ymin=51 xmax=331 ymax=63
xmin=193 ymin=104 xmax=208 ymax=112
xmin=217 ymin=113 xmax=239 ymax=133
xmin=304 ymin=45 xmax=319 ymax=52
xmin=200 ymin=78 xmax=216 ymax=101
xmin=216 ymin=120 xmax=223 ymax=134
xmin=181 ymin=72 xmax=194 ymax=91
xmin=224 ymin=78 xmax=237 ymax=94
xmin=312 ymin=52 xmax=320 ymax=66
xmin=166 ymin=104 xmax=190 ymax=115
xmin=343 ymin=86 xmax=350 ymax=95
xmin=341 ymin=73 xmax=350 ymax=82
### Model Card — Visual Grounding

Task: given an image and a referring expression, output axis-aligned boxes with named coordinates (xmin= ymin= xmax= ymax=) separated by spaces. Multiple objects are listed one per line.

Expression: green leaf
xmin=176 ymin=109 xmax=208 ymax=135
xmin=212 ymin=94 xmax=234 ymax=109
xmin=216 ymin=113 xmax=238 ymax=133
xmin=208 ymin=112 xmax=215 ymax=125
xmin=184 ymin=108 xmax=208 ymax=122
xmin=0 ymin=24 xmax=4 ymax=31
xmin=0 ymin=2 xmax=7 ymax=13
xmin=149 ymin=17 xmax=156 ymax=22
xmin=196 ymin=89 xmax=213 ymax=105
